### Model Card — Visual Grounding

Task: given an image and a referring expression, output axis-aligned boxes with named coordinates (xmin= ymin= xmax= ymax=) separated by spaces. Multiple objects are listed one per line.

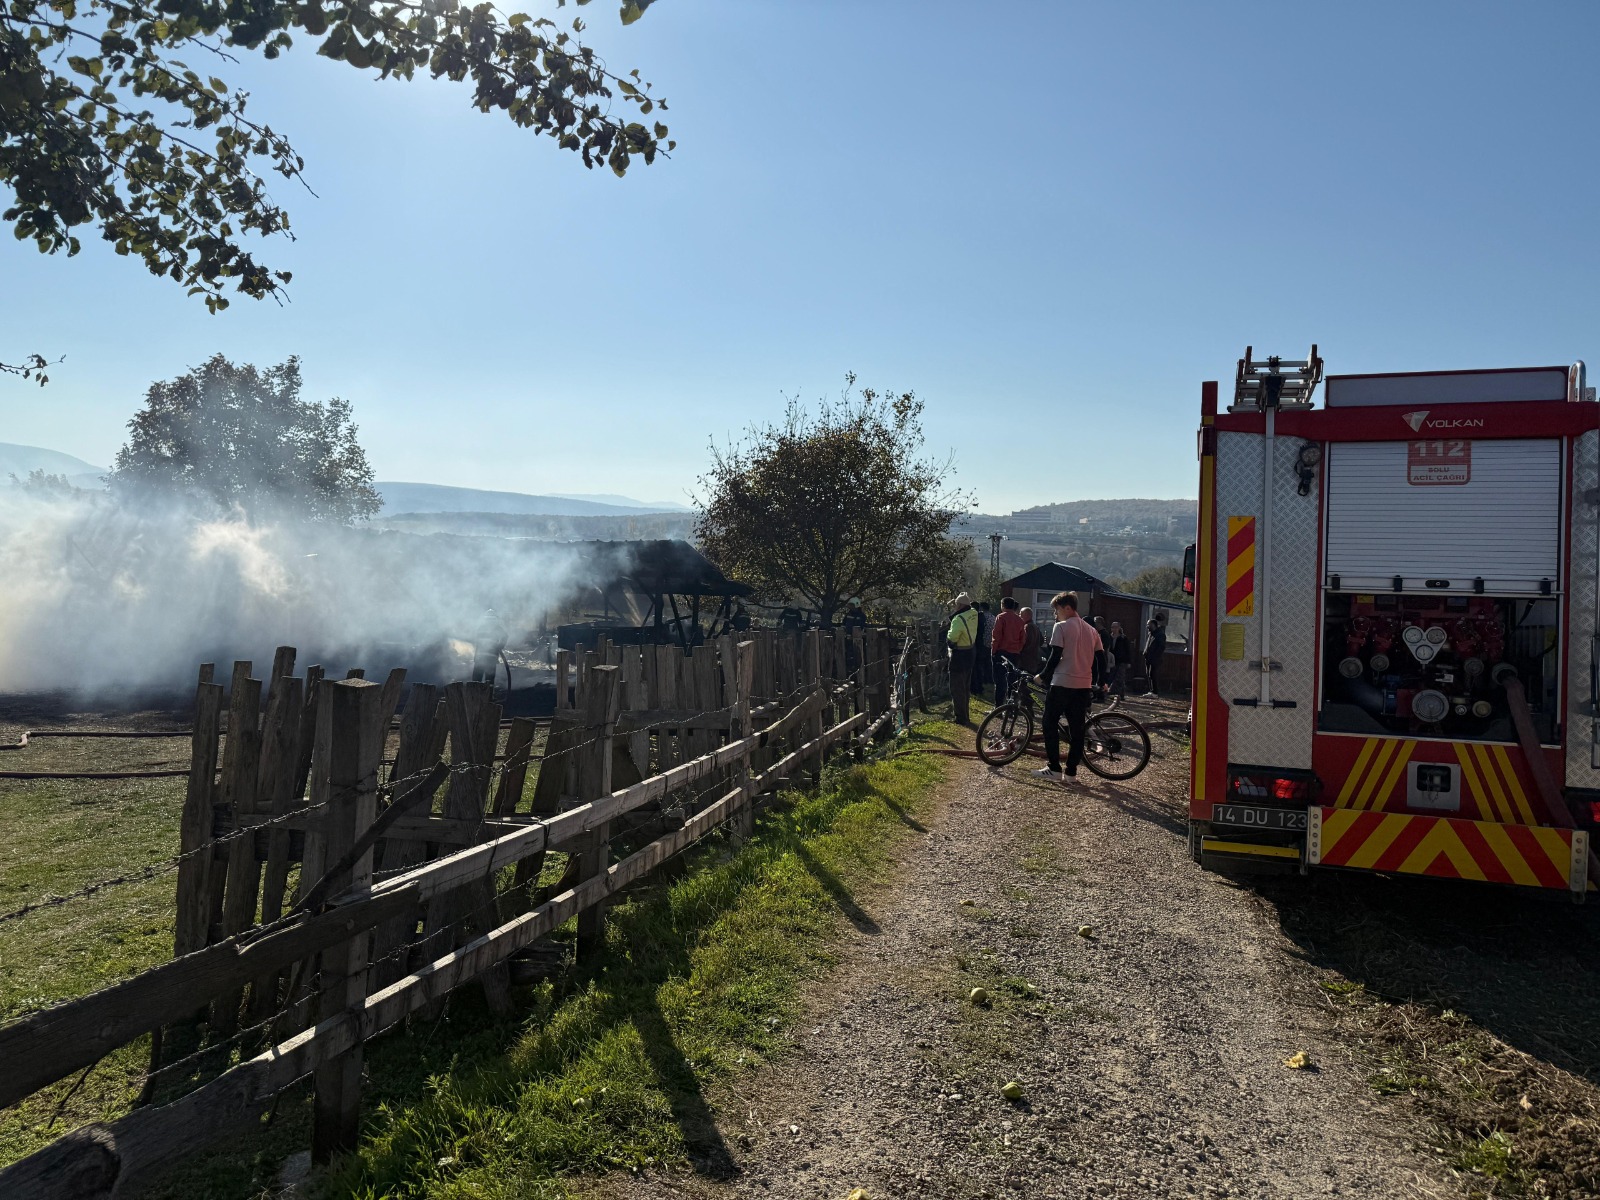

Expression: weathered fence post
xmin=423 ymin=682 xmax=511 ymax=1013
xmin=370 ymin=686 xmax=447 ymax=986
xmin=244 ymin=674 xmax=305 ymax=1025
xmin=494 ymin=717 xmax=539 ymax=816
xmin=724 ymin=640 xmax=756 ymax=843
xmin=293 ymin=665 xmax=325 ymax=801
xmin=854 ymin=630 xmax=870 ymax=725
xmin=211 ymin=663 xmax=262 ymax=1033
xmin=173 ymin=680 xmax=224 ymax=957
xmin=874 ymin=628 xmax=893 ymax=739
xmin=805 ymin=631 xmax=824 ymax=784
xmin=555 ymin=649 xmax=570 ymax=711
xmin=921 ymin=630 xmax=934 ymax=713
xmin=620 ymin=647 xmax=648 ymax=784
xmin=311 ymin=679 xmax=382 ymax=1165
xmin=575 ymin=665 xmax=621 ymax=960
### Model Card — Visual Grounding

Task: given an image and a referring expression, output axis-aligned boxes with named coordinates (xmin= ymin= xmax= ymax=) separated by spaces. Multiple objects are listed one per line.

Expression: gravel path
xmin=602 ymin=705 xmax=1461 ymax=1200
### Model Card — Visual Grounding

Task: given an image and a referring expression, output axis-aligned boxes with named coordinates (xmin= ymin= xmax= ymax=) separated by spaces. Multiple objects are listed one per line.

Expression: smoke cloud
xmin=0 ymin=485 xmax=601 ymax=697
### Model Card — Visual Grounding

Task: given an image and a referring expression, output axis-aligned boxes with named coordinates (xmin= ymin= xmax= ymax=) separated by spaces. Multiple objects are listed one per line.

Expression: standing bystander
xmin=970 ymin=602 xmax=995 ymax=700
xmin=989 ymin=597 xmax=1026 ymax=703
xmin=1142 ymin=617 xmax=1167 ymax=698
xmin=1017 ymin=608 xmax=1044 ymax=675
xmin=1105 ymin=621 xmax=1131 ymax=701
xmin=1033 ymin=592 xmax=1103 ymax=783
xmin=946 ymin=593 xmax=980 ymax=726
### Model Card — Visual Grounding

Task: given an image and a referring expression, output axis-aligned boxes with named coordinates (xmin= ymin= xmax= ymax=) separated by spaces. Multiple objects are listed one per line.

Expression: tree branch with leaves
xmin=1 ymin=0 xmax=671 ymax=311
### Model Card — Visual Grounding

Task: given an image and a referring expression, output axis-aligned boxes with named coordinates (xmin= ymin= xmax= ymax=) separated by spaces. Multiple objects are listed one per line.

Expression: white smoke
xmin=0 ymin=485 xmax=601 ymax=696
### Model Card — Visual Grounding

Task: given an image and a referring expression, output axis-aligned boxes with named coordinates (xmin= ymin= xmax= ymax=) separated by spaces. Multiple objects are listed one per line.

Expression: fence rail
xmin=0 ymin=622 xmax=951 ymax=1199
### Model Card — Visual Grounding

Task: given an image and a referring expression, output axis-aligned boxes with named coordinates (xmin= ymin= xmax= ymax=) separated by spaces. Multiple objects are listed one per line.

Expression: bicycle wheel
xmin=1081 ymin=711 xmax=1151 ymax=780
xmin=976 ymin=703 xmax=1034 ymax=766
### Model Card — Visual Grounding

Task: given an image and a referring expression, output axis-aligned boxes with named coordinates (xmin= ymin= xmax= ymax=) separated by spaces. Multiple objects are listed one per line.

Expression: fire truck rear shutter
xmin=1325 ymin=439 xmax=1562 ymax=594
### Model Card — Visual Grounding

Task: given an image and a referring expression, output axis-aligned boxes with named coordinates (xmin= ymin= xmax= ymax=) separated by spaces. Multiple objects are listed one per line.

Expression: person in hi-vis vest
xmin=946 ymin=592 xmax=980 ymax=726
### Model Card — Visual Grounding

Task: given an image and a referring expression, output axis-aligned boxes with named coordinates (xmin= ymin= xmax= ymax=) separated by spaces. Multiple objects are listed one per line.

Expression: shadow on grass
xmin=1255 ymin=870 xmax=1600 ymax=1088
xmin=792 ymin=842 xmax=881 ymax=935
xmin=602 ymin=926 xmax=737 ymax=1179
xmin=878 ymin=791 xmax=928 ymax=833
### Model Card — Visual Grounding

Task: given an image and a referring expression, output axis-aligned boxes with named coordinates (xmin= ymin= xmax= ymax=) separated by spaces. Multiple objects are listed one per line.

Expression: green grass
xmin=0 ymin=774 xmax=187 ymax=1166
xmin=309 ymin=717 xmax=949 ymax=1200
xmin=3 ymin=711 xmax=954 ymax=1198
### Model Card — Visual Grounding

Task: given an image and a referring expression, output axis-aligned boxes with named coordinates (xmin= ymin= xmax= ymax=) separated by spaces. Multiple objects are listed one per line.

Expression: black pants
xmin=1145 ymin=651 xmax=1164 ymax=693
xmin=994 ymin=651 xmax=1014 ymax=704
xmin=1043 ymin=686 xmax=1092 ymax=775
xmin=949 ymin=647 xmax=975 ymax=724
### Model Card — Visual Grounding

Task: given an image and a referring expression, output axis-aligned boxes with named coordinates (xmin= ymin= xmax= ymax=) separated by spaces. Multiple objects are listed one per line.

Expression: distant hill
xmin=377 ymin=510 xmax=696 ymax=541
xmin=956 ymin=497 xmax=1198 ymax=586
xmin=0 ymin=442 xmax=108 ymax=489
xmin=376 ymin=481 xmax=679 ymax=517
xmin=549 ymin=492 xmax=692 ymax=512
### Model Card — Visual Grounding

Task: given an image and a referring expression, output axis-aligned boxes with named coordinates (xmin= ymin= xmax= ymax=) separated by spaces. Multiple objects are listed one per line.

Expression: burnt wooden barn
xmin=558 ymin=539 xmax=754 ymax=650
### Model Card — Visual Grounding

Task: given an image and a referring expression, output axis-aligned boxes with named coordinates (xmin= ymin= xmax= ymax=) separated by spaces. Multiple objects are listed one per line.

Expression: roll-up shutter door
xmin=1325 ymin=439 xmax=1562 ymax=594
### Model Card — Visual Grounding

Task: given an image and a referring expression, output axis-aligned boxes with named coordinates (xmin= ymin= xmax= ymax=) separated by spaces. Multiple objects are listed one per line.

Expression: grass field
xmin=0 ymin=721 xmax=191 ymax=1168
xmin=0 ymin=704 xmax=956 ymax=1199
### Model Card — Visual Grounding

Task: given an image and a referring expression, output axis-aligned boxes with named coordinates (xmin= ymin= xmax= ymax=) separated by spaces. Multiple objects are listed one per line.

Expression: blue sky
xmin=5 ymin=0 xmax=1599 ymax=513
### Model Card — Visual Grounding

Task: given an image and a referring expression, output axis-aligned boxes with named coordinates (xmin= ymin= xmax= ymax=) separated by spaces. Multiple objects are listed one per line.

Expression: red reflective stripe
xmin=1370 ymin=817 xmax=1434 ymax=873
xmin=1503 ymin=825 xmax=1568 ymax=889
xmin=1319 ymin=810 xmax=1386 ymax=864
xmin=1227 ymin=519 xmax=1254 ymax=560
xmin=1452 ymin=820 xmax=1516 ymax=886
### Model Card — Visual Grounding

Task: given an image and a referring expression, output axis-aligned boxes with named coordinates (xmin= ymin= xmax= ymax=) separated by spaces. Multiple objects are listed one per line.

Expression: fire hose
xmin=1503 ymin=677 xmax=1600 ymax=886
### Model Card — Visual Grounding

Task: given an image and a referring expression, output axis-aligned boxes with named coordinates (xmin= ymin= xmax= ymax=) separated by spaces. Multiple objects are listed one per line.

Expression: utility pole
xmin=988 ymin=532 xmax=1005 ymax=579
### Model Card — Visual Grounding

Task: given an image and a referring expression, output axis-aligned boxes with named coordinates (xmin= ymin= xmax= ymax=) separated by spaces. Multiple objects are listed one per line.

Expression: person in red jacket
xmin=989 ymin=595 xmax=1027 ymax=703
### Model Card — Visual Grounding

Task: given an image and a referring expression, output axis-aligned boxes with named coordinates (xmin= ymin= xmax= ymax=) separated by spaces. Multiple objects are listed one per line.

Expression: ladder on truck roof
xmin=1232 ymin=345 xmax=1324 ymax=412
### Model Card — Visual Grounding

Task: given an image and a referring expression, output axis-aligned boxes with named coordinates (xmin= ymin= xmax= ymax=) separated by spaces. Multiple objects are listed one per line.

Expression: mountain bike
xmin=975 ymin=659 xmax=1151 ymax=780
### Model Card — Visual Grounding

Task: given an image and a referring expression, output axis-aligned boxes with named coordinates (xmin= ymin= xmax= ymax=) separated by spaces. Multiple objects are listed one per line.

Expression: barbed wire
xmin=0 ymin=661 xmax=873 ymax=929
xmin=6 ymin=656 xmax=916 ymax=1133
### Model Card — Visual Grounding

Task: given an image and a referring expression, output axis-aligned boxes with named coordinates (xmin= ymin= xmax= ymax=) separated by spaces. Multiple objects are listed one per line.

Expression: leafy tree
xmin=695 ymin=376 xmax=972 ymax=625
xmin=2 ymin=0 xmax=670 ymax=311
xmin=7 ymin=467 xmax=78 ymax=496
xmin=1113 ymin=564 xmax=1188 ymax=605
xmin=110 ymin=353 xmax=380 ymax=522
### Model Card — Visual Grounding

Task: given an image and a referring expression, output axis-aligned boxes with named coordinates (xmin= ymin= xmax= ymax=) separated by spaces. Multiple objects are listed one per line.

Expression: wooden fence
xmin=0 ymin=623 xmax=950 ymax=1199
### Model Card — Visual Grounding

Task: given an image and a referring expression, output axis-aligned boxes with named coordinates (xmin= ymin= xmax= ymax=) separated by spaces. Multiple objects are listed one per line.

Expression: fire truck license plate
xmin=1211 ymin=804 xmax=1307 ymax=831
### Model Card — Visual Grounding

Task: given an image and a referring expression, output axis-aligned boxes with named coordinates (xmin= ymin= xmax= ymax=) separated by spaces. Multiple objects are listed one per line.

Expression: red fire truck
xmin=1187 ymin=349 xmax=1597 ymax=897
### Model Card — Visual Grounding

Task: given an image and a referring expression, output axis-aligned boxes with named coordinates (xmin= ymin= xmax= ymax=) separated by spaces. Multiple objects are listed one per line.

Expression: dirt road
xmin=604 ymin=704 xmax=1461 ymax=1200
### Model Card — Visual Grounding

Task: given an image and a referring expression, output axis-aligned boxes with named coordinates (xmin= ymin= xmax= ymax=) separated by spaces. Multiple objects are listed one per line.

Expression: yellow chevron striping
xmin=1527 ymin=825 xmax=1574 ymax=874
xmin=1344 ymin=813 xmax=1411 ymax=870
xmin=1336 ymin=739 xmax=1378 ymax=808
xmin=1476 ymin=821 xmax=1543 ymax=887
xmin=1491 ymin=745 xmax=1537 ymax=825
xmin=1471 ymin=743 xmax=1514 ymax=825
xmin=1368 ymin=740 xmax=1415 ymax=814
xmin=1317 ymin=808 xmax=1363 ymax=860
xmin=1354 ymin=740 xmax=1400 ymax=811
xmin=1398 ymin=822 xmax=1487 ymax=881
xmin=1453 ymin=742 xmax=1494 ymax=821
xmin=1225 ymin=544 xmax=1255 ymax=587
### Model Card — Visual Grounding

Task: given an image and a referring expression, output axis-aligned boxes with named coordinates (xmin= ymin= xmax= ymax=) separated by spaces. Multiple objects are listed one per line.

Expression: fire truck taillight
xmin=1272 ymin=777 xmax=1314 ymax=803
xmin=1227 ymin=770 xmax=1318 ymax=805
